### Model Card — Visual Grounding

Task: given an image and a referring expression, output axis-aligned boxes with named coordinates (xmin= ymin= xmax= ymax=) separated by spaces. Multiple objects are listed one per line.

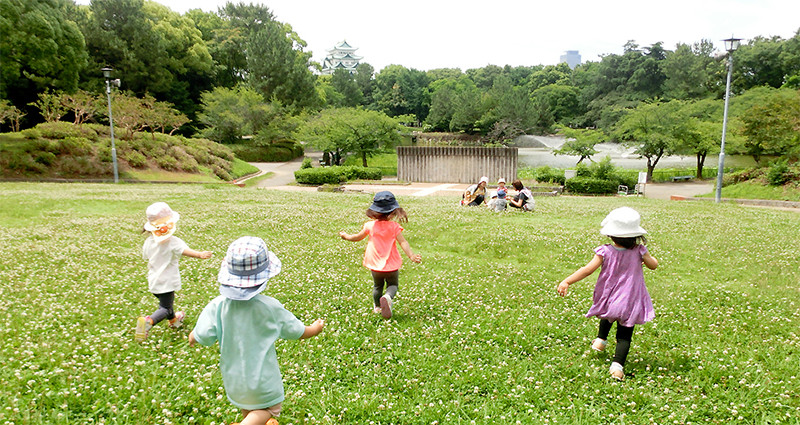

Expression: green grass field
xmin=1 ymin=183 xmax=799 ymax=424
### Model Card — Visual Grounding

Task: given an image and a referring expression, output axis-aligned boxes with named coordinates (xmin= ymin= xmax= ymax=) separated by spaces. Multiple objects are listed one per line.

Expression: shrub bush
xmin=21 ymin=128 xmax=42 ymax=140
xmin=767 ymin=161 xmax=791 ymax=186
xmin=56 ymin=137 xmax=94 ymax=156
xmin=294 ymin=166 xmax=382 ymax=185
xmin=34 ymin=151 xmax=56 ymax=166
xmin=533 ymin=166 xmax=566 ymax=185
xmin=565 ymin=177 xmax=618 ymax=194
xmin=35 ymin=122 xmax=91 ymax=139
xmin=300 ymin=158 xmax=312 ymax=169
xmin=124 ymin=151 xmax=148 ymax=168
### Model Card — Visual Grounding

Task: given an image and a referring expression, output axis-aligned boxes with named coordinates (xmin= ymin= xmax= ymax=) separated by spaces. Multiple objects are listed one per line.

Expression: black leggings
xmin=597 ymin=319 xmax=634 ymax=366
xmin=371 ymin=270 xmax=399 ymax=307
xmin=150 ymin=292 xmax=176 ymax=325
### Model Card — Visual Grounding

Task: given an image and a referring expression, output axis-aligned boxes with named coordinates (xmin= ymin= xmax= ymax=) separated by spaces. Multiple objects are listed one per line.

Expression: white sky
xmin=74 ymin=0 xmax=800 ymax=72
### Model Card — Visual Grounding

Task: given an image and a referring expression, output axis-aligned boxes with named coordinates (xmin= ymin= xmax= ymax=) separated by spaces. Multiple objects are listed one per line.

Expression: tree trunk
xmin=361 ymin=152 xmax=368 ymax=167
xmin=696 ymin=152 xmax=707 ymax=179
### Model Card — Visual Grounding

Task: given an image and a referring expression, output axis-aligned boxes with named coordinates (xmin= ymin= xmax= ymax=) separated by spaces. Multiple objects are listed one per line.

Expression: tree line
xmin=1 ymin=0 xmax=799 ymax=175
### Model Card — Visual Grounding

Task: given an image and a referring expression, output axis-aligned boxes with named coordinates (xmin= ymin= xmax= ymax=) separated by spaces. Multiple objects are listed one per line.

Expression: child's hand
xmin=199 ymin=251 xmax=213 ymax=259
xmin=188 ymin=330 xmax=197 ymax=347
xmin=302 ymin=319 xmax=325 ymax=339
xmin=338 ymin=231 xmax=347 ymax=240
xmin=410 ymin=253 xmax=422 ymax=263
xmin=557 ymin=281 xmax=570 ymax=296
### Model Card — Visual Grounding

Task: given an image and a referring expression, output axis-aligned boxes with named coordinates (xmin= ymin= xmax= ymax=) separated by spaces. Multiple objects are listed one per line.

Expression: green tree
xmin=297 ymin=108 xmax=401 ymax=167
xmin=331 ymin=69 xmax=363 ymax=107
xmin=0 ymin=99 xmax=26 ymax=132
xmin=81 ymin=0 xmax=214 ymax=121
xmin=0 ymin=0 xmax=87 ymax=121
xmin=662 ymin=40 xmax=717 ymax=100
xmin=553 ymin=126 xmax=607 ymax=164
xmin=354 ymin=62 xmax=375 ymax=107
xmin=531 ymin=84 xmax=581 ymax=124
xmin=30 ymin=90 xmax=68 ymax=122
xmin=739 ymin=88 xmax=800 ymax=163
xmin=373 ymin=65 xmax=430 ymax=120
xmin=198 ymin=85 xmax=270 ymax=143
xmin=613 ymin=101 xmax=681 ymax=181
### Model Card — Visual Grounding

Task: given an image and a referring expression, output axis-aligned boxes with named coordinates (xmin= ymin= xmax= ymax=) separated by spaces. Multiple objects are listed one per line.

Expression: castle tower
xmin=321 ymin=40 xmax=363 ymax=75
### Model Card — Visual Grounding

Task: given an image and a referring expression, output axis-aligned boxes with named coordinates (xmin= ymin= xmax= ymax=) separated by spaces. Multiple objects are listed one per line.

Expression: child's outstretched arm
xmin=183 ymin=248 xmax=213 ymax=259
xmin=301 ymin=319 xmax=325 ymax=339
xmin=339 ymin=224 xmax=369 ymax=242
xmin=396 ymin=233 xmax=421 ymax=263
xmin=642 ymin=253 xmax=658 ymax=270
xmin=557 ymin=254 xmax=603 ymax=296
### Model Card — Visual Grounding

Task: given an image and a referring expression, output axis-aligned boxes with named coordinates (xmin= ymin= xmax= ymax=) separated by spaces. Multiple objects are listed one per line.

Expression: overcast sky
xmin=75 ymin=0 xmax=800 ymax=72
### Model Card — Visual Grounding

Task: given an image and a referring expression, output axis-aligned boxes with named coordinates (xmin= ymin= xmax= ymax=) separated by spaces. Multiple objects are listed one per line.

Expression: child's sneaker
xmin=169 ymin=311 xmax=186 ymax=328
xmin=267 ymin=419 xmax=279 ymax=425
xmin=591 ymin=338 xmax=608 ymax=352
xmin=373 ymin=306 xmax=382 ymax=314
xmin=134 ymin=316 xmax=153 ymax=342
xmin=379 ymin=294 xmax=392 ymax=319
xmin=609 ymin=362 xmax=624 ymax=381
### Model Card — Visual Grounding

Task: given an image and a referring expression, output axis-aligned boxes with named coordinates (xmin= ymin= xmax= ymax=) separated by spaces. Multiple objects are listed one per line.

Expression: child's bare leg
xmin=240 ymin=409 xmax=271 ymax=425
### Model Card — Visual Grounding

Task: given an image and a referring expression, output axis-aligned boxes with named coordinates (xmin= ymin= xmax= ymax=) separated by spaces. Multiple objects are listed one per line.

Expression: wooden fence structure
xmin=397 ymin=146 xmax=518 ymax=183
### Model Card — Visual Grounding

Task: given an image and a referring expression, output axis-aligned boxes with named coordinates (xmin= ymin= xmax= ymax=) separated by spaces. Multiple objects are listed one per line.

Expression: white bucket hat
xmin=218 ymin=236 xmax=282 ymax=300
xmin=479 ymin=176 xmax=489 ymax=184
xmin=600 ymin=207 xmax=647 ymax=238
xmin=144 ymin=202 xmax=180 ymax=243
xmin=498 ymin=178 xmax=506 ymax=184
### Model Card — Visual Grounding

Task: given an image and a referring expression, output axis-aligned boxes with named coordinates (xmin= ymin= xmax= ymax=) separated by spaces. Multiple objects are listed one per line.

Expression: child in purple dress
xmin=557 ymin=207 xmax=658 ymax=380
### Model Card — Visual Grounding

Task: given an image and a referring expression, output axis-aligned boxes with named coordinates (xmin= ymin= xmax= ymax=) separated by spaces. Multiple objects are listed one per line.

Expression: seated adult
xmin=462 ymin=176 xmax=489 ymax=206
xmin=508 ymin=179 xmax=535 ymax=211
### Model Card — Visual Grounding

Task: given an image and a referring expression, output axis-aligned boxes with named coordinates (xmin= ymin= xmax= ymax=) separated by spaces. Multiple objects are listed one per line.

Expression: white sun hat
xmin=143 ymin=202 xmax=180 ymax=243
xmin=600 ymin=207 xmax=647 ymax=238
xmin=479 ymin=176 xmax=489 ymax=184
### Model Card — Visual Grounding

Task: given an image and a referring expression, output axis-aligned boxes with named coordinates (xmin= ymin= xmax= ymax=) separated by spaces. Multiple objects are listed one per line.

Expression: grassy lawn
xmin=343 ymin=153 xmax=398 ymax=176
xmin=699 ymin=180 xmax=800 ymax=202
xmin=1 ymin=183 xmax=798 ymax=424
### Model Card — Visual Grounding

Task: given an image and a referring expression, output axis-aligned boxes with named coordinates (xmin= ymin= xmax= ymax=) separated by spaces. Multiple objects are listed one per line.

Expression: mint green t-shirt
xmin=192 ymin=294 xmax=305 ymax=410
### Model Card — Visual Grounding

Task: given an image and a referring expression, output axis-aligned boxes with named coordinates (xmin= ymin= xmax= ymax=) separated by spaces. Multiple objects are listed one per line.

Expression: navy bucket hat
xmin=369 ymin=191 xmax=400 ymax=214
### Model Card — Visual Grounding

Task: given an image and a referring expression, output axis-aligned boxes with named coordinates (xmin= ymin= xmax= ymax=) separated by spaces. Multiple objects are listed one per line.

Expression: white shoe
xmin=591 ymin=338 xmax=608 ymax=352
xmin=379 ymin=295 xmax=392 ymax=319
xmin=610 ymin=362 xmax=624 ymax=381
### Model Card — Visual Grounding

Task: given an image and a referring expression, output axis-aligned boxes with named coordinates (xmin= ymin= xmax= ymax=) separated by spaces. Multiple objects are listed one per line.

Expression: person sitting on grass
xmin=487 ymin=189 xmax=508 ymax=212
xmin=462 ymin=176 xmax=489 ymax=206
xmin=507 ymin=179 xmax=535 ymax=211
xmin=190 ymin=236 xmax=325 ymax=425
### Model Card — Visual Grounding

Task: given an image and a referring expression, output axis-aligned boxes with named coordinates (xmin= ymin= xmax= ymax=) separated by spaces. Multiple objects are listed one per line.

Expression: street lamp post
xmin=715 ymin=37 xmax=742 ymax=203
xmin=101 ymin=67 xmax=120 ymax=183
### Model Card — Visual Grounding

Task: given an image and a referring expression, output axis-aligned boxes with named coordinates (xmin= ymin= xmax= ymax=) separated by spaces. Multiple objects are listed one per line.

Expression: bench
xmin=671 ymin=175 xmax=693 ymax=182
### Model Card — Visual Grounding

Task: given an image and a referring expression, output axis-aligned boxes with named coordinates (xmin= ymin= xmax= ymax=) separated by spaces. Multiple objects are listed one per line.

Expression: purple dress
xmin=585 ymin=244 xmax=654 ymax=327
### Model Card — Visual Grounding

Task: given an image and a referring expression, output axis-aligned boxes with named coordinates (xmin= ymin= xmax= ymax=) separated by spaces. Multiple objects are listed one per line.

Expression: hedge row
xmin=564 ymin=177 xmax=620 ymax=194
xmin=294 ymin=166 xmax=382 ymax=185
xmin=228 ymin=140 xmax=304 ymax=162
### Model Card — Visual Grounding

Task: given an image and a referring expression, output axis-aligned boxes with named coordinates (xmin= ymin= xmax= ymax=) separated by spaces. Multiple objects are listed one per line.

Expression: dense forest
xmin=2 ymin=0 xmax=800 ymax=177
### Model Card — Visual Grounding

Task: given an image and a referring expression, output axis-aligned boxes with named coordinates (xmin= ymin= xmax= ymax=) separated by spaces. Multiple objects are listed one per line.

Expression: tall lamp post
xmin=715 ymin=37 xmax=742 ymax=203
xmin=101 ymin=67 xmax=121 ymax=183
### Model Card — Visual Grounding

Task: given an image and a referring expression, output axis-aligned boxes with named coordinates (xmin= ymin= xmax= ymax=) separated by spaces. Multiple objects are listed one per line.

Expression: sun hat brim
xmin=217 ymin=250 xmax=282 ymax=300
xmin=600 ymin=226 xmax=647 ymax=238
xmin=144 ymin=211 xmax=180 ymax=231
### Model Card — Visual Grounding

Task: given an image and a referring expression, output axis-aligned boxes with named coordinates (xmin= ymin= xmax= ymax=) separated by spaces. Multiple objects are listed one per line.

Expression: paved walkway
xmin=242 ymin=155 xmax=717 ymax=199
xmin=239 ymin=157 xmax=796 ymax=211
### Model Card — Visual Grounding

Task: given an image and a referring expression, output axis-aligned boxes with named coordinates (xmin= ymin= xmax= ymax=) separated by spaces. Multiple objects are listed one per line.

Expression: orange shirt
xmin=362 ymin=220 xmax=403 ymax=272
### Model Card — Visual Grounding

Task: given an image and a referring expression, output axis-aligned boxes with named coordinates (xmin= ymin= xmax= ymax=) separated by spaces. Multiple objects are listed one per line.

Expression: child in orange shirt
xmin=339 ymin=191 xmax=421 ymax=318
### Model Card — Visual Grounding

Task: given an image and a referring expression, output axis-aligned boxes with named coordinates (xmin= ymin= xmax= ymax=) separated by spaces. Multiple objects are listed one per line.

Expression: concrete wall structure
xmin=397 ymin=146 xmax=517 ymax=183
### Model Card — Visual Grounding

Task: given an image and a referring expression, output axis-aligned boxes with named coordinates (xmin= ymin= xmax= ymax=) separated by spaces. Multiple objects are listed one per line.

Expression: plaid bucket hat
xmin=218 ymin=236 xmax=282 ymax=300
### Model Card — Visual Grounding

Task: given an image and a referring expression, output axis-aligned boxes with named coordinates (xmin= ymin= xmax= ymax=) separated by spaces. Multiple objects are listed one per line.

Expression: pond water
xmin=513 ymin=135 xmax=757 ymax=170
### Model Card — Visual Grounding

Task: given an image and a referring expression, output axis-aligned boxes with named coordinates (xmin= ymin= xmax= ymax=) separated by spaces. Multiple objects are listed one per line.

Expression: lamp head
xmin=101 ymin=67 xmax=113 ymax=79
xmin=723 ymin=37 xmax=742 ymax=52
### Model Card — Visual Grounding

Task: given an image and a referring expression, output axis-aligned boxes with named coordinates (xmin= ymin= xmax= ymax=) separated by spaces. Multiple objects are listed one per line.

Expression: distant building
xmin=559 ymin=50 xmax=581 ymax=69
xmin=321 ymin=40 xmax=362 ymax=75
